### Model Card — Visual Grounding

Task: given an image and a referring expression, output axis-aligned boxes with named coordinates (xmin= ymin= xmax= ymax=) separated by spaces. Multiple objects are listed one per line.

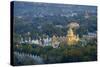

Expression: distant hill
xmin=12 ymin=1 xmax=97 ymax=36
xmin=13 ymin=1 xmax=97 ymax=17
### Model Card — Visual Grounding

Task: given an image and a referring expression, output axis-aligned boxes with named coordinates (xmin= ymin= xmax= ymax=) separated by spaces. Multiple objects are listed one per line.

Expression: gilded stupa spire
xmin=66 ymin=27 xmax=79 ymax=45
xmin=67 ymin=27 xmax=74 ymax=36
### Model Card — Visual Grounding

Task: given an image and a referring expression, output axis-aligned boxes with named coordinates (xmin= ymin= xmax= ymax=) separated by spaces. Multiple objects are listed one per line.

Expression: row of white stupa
xmin=20 ymin=36 xmax=67 ymax=48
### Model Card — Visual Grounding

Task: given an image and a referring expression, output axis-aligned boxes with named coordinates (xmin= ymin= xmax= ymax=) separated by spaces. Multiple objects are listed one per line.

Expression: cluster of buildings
xmin=20 ymin=36 xmax=52 ymax=46
xmin=18 ymin=27 xmax=97 ymax=48
xmin=19 ymin=27 xmax=80 ymax=48
xmin=83 ymin=32 xmax=97 ymax=40
xmin=18 ymin=21 xmax=97 ymax=48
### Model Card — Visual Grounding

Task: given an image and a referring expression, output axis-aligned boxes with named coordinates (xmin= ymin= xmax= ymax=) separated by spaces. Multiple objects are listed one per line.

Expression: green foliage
xmin=14 ymin=41 xmax=97 ymax=64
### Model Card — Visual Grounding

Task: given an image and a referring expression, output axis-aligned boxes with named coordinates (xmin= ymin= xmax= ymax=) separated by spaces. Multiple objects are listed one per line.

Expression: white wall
xmin=0 ymin=0 xmax=99 ymax=67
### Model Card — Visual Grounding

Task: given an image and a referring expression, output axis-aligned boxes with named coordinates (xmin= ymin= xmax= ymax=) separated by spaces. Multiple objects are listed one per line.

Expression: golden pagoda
xmin=66 ymin=27 xmax=79 ymax=45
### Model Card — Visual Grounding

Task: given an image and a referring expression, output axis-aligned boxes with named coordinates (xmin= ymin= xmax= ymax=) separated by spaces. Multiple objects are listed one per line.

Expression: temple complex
xmin=20 ymin=23 xmax=80 ymax=48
